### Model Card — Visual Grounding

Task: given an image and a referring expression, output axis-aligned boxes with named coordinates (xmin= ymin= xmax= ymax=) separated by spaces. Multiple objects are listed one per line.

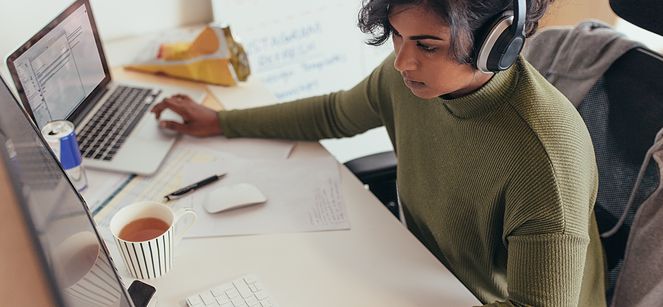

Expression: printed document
xmin=183 ymin=154 xmax=349 ymax=238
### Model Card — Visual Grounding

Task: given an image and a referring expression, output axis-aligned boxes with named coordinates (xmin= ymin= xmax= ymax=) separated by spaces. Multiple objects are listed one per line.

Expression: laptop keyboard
xmin=78 ymin=86 xmax=161 ymax=161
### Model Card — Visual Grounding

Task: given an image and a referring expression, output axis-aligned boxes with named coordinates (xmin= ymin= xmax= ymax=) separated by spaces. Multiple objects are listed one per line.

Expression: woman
xmin=152 ymin=0 xmax=606 ymax=305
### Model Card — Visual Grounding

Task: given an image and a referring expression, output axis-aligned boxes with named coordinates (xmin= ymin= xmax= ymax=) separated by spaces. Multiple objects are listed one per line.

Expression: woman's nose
xmin=393 ymin=43 xmax=417 ymax=72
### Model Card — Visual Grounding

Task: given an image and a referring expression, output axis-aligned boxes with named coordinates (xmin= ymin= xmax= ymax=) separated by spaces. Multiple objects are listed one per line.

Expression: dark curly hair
xmin=358 ymin=0 xmax=554 ymax=64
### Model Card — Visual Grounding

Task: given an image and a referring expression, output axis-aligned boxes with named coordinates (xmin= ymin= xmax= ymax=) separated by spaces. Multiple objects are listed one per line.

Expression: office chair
xmin=602 ymin=1 xmax=663 ymax=304
xmin=344 ymin=0 xmax=663 ymax=301
xmin=344 ymin=151 xmax=398 ymax=217
xmin=575 ymin=45 xmax=663 ymax=301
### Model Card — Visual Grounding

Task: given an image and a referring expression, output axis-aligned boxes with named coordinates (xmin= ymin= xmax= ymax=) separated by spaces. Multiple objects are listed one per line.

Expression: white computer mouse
xmin=157 ymin=109 xmax=183 ymax=135
xmin=204 ymin=183 xmax=267 ymax=214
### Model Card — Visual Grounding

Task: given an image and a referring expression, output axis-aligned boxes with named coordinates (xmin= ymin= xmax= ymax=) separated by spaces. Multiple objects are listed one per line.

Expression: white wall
xmin=0 ymin=0 xmax=213 ymax=65
xmin=615 ymin=19 xmax=663 ymax=53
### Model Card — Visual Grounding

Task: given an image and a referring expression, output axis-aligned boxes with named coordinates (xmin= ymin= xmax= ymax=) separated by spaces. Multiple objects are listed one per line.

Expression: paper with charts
xmin=94 ymin=143 xmax=349 ymax=240
xmin=82 ymin=135 xmax=294 ymax=213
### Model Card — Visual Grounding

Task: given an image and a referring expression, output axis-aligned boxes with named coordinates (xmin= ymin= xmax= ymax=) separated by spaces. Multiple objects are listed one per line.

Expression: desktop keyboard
xmin=185 ymin=274 xmax=278 ymax=307
xmin=78 ymin=86 xmax=160 ymax=161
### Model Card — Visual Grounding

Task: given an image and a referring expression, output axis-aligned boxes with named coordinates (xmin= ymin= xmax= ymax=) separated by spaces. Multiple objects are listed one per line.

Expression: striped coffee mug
xmin=110 ymin=201 xmax=196 ymax=279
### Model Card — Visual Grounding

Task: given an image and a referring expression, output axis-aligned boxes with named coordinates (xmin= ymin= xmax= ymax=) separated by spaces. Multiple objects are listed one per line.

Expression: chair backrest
xmin=576 ymin=55 xmax=662 ymax=297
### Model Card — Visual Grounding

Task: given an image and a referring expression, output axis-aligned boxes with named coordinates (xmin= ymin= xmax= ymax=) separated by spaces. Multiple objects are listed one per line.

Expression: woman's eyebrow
xmin=388 ymin=20 xmax=447 ymax=41
xmin=409 ymin=34 xmax=444 ymax=41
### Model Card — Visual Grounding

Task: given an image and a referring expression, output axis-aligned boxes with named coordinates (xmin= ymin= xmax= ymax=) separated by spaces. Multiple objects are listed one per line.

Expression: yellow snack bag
xmin=126 ymin=25 xmax=250 ymax=86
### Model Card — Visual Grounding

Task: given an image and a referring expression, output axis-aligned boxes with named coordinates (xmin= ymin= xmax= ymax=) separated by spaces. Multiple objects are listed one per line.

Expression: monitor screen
xmin=0 ymin=75 xmax=132 ymax=307
xmin=7 ymin=0 xmax=107 ymax=129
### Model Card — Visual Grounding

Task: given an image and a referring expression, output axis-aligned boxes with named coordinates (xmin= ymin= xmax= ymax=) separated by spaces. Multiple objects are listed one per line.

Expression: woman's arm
xmin=151 ymin=55 xmax=394 ymax=140
xmin=482 ymin=233 xmax=592 ymax=307
xmin=485 ymin=141 xmax=604 ymax=307
xmin=218 ymin=61 xmax=389 ymax=140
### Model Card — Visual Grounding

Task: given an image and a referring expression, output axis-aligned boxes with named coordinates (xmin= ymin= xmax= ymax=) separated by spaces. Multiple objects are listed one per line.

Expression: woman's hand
xmin=151 ymin=94 xmax=223 ymax=137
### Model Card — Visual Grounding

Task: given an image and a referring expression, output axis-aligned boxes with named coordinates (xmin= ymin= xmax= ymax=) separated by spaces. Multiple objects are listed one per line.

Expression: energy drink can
xmin=41 ymin=120 xmax=88 ymax=191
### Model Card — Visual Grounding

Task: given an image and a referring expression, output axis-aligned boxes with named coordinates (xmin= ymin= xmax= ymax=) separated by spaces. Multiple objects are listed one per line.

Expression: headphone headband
xmin=512 ymin=0 xmax=526 ymax=38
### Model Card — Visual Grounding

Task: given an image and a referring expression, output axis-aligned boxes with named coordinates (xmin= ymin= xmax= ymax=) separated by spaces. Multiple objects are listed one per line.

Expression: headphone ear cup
xmin=474 ymin=13 xmax=523 ymax=72
xmin=487 ymin=27 xmax=524 ymax=71
xmin=497 ymin=35 xmax=524 ymax=69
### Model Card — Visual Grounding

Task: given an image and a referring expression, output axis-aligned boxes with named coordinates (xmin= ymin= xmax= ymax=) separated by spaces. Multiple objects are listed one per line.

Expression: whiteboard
xmin=212 ymin=0 xmax=392 ymax=101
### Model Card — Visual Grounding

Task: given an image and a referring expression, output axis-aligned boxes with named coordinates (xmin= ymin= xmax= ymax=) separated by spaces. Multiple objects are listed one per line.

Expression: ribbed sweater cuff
xmin=506 ymin=233 xmax=589 ymax=306
xmin=218 ymin=110 xmax=236 ymax=138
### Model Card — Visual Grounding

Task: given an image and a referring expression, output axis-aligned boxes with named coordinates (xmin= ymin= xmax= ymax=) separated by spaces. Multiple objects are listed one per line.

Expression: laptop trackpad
xmin=136 ymin=115 xmax=173 ymax=140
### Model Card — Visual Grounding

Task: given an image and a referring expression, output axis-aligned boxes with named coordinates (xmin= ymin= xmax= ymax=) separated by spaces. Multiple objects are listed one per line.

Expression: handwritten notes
xmin=212 ymin=0 xmax=392 ymax=101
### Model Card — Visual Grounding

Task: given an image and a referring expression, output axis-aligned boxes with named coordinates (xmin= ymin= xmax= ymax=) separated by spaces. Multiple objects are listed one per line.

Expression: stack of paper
xmin=92 ymin=138 xmax=348 ymax=240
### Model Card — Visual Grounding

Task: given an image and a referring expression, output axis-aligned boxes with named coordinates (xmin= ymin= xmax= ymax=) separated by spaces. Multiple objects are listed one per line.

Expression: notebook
xmin=6 ymin=0 xmax=206 ymax=175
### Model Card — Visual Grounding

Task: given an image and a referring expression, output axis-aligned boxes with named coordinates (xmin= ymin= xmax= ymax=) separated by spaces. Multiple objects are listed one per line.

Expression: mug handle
xmin=173 ymin=208 xmax=197 ymax=245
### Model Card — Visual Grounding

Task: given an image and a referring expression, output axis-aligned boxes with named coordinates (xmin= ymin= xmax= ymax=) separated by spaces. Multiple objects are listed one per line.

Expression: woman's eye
xmin=417 ymin=42 xmax=437 ymax=52
xmin=392 ymin=32 xmax=403 ymax=44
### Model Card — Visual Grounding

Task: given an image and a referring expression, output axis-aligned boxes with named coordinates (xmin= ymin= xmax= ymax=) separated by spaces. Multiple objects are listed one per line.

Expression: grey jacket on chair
xmin=523 ymin=20 xmax=641 ymax=107
xmin=610 ymin=150 xmax=663 ymax=307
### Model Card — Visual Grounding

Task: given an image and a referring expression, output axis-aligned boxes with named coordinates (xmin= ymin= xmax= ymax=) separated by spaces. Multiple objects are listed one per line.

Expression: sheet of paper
xmin=181 ymin=155 xmax=349 ymax=238
xmin=180 ymin=135 xmax=294 ymax=159
xmin=207 ymin=76 xmax=278 ymax=110
xmin=80 ymin=169 xmax=132 ymax=213
xmin=93 ymin=144 xmax=229 ymax=241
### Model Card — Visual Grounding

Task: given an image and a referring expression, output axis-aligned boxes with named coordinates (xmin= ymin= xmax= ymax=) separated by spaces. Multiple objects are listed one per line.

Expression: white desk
xmin=94 ymin=38 xmax=478 ymax=307
xmin=140 ymin=143 xmax=478 ymax=306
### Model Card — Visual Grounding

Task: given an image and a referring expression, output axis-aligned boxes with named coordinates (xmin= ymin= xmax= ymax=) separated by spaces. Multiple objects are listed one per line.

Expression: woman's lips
xmin=404 ymin=78 xmax=426 ymax=89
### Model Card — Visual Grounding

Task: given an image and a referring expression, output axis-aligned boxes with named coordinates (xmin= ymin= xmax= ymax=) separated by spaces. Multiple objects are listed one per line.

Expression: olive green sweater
xmin=218 ymin=54 xmax=606 ymax=306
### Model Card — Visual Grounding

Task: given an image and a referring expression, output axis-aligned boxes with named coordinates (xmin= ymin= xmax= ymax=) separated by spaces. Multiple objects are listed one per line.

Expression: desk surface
xmin=102 ymin=66 xmax=478 ymax=306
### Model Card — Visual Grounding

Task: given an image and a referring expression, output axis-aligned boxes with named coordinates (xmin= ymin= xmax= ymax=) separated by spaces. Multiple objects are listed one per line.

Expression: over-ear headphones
xmin=473 ymin=0 xmax=527 ymax=72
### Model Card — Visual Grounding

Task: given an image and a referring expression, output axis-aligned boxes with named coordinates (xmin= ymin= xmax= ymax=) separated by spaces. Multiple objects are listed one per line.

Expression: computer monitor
xmin=0 ymin=74 xmax=134 ymax=307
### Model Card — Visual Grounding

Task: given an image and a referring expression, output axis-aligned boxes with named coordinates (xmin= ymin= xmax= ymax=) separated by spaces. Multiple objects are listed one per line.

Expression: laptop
xmin=6 ymin=0 xmax=206 ymax=175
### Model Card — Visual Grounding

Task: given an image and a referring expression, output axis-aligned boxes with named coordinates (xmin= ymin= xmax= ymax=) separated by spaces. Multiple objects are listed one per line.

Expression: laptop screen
xmin=6 ymin=0 xmax=110 ymax=129
xmin=0 ymin=75 xmax=133 ymax=306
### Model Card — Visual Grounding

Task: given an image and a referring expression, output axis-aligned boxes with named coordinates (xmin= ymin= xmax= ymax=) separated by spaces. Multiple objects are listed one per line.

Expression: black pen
xmin=163 ymin=174 xmax=224 ymax=202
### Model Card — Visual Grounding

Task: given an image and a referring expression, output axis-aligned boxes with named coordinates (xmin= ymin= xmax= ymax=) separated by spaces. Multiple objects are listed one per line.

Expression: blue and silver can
xmin=41 ymin=120 xmax=88 ymax=191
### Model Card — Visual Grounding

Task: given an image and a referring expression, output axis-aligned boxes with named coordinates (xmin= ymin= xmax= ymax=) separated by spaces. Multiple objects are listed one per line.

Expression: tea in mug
xmin=119 ymin=218 xmax=169 ymax=242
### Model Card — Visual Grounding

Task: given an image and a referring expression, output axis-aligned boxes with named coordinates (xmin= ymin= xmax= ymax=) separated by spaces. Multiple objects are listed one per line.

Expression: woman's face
xmin=389 ymin=4 xmax=484 ymax=99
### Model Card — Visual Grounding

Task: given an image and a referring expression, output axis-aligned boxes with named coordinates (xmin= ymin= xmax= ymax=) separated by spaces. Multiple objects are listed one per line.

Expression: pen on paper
xmin=163 ymin=174 xmax=225 ymax=202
